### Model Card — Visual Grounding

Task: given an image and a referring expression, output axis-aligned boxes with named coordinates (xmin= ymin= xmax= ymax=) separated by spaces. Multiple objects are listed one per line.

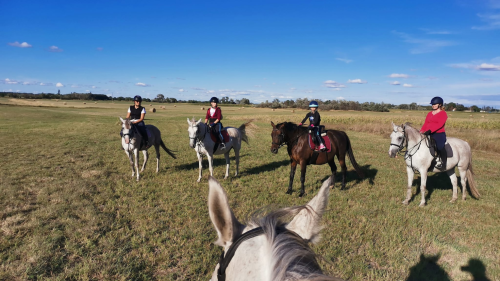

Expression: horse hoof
xmin=402 ymin=200 xmax=409 ymax=205
xmin=197 ymin=178 xmax=201 ymax=183
xmin=329 ymin=185 xmax=334 ymax=189
xmin=286 ymin=190 xmax=292 ymax=195
xmin=298 ymin=192 xmax=305 ymax=197
xmin=419 ymin=202 xmax=426 ymax=207
xmin=450 ymin=198 xmax=457 ymax=203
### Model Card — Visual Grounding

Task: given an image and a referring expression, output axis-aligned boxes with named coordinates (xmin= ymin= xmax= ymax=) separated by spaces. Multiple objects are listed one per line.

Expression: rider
xmin=126 ymin=95 xmax=149 ymax=148
xmin=205 ymin=96 xmax=225 ymax=150
xmin=420 ymin=96 xmax=448 ymax=169
xmin=299 ymin=101 xmax=326 ymax=151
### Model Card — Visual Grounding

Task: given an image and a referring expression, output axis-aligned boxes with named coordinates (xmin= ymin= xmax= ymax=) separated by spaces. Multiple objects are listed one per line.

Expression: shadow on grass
xmin=319 ymin=164 xmax=378 ymax=190
xmin=174 ymin=154 xmax=250 ymax=171
xmin=461 ymin=258 xmax=492 ymax=281
xmin=406 ymin=253 xmax=451 ymax=281
xmin=410 ymin=172 xmax=478 ymax=203
xmin=243 ymin=159 xmax=290 ymax=175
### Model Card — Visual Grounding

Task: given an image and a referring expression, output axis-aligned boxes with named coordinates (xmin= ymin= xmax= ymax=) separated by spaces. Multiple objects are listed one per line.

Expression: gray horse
xmin=389 ymin=122 xmax=480 ymax=206
xmin=120 ymin=117 xmax=176 ymax=181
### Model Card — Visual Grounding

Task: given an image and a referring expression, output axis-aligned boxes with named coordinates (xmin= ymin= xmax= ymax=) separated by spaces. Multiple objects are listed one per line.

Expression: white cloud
xmin=71 ymin=85 xmax=80 ymax=88
xmin=92 ymin=86 xmax=97 ymax=89
xmin=403 ymin=84 xmax=414 ymax=87
xmin=48 ymin=46 xmax=63 ymax=52
xmin=23 ymin=81 xmax=38 ymax=85
xmin=472 ymin=13 xmax=500 ymax=30
xmin=136 ymin=82 xmax=150 ymax=87
xmin=336 ymin=58 xmax=352 ymax=64
xmin=207 ymin=90 xmax=215 ymax=93
xmin=347 ymin=79 xmax=367 ymax=84
xmin=391 ymin=81 xmax=401 ymax=85
xmin=290 ymin=87 xmax=296 ymax=90
xmin=179 ymin=89 xmax=185 ymax=92
xmin=477 ymin=63 xmax=500 ymax=71
xmin=337 ymin=96 xmax=345 ymax=100
xmin=56 ymin=82 xmax=64 ymax=87
xmin=389 ymin=73 xmax=410 ymax=78
xmin=323 ymin=80 xmax=346 ymax=88
xmin=8 ymin=41 xmax=32 ymax=48
xmin=392 ymin=31 xmax=456 ymax=54
xmin=3 ymin=78 xmax=18 ymax=84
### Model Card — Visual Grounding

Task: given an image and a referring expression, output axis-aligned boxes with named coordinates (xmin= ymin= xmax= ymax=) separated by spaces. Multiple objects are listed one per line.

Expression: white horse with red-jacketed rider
xmin=187 ymin=118 xmax=253 ymax=182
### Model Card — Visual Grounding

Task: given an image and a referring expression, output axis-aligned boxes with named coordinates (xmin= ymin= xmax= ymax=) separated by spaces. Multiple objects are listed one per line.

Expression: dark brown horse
xmin=271 ymin=121 xmax=364 ymax=197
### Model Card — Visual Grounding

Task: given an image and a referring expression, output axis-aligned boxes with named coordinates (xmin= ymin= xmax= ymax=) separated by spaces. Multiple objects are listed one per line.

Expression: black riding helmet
xmin=134 ymin=95 xmax=142 ymax=102
xmin=210 ymin=96 xmax=219 ymax=104
xmin=430 ymin=96 xmax=443 ymax=105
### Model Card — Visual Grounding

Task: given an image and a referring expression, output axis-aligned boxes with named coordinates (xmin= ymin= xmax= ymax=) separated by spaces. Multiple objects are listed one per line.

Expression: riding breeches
xmin=210 ymin=123 xmax=224 ymax=142
xmin=311 ymin=126 xmax=324 ymax=145
xmin=431 ymin=132 xmax=446 ymax=151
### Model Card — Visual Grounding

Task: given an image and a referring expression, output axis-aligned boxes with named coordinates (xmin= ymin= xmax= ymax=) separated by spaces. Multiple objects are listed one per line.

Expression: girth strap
xmin=217 ymin=227 xmax=264 ymax=281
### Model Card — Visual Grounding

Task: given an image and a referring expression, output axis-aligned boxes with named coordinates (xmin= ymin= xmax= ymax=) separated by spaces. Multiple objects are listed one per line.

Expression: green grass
xmin=1 ymin=98 xmax=499 ymax=280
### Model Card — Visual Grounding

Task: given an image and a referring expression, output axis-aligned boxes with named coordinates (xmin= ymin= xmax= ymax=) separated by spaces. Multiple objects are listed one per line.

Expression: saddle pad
xmin=210 ymin=129 xmax=230 ymax=143
xmin=308 ymin=134 xmax=332 ymax=152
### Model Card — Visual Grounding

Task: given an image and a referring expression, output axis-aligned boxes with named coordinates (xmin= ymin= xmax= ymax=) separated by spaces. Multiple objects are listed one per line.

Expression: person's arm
xmin=420 ymin=113 xmax=431 ymax=133
xmin=126 ymin=107 xmax=131 ymax=119
xmin=300 ymin=113 xmax=310 ymax=125
xmin=134 ymin=113 xmax=145 ymax=124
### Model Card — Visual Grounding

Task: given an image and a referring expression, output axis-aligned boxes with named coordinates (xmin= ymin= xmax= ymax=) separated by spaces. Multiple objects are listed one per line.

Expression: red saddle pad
xmin=308 ymin=134 xmax=332 ymax=152
xmin=210 ymin=129 xmax=230 ymax=143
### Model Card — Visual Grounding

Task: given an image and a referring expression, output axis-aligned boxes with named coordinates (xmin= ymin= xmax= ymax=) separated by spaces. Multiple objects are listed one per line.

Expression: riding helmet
xmin=430 ymin=96 xmax=443 ymax=105
xmin=133 ymin=95 xmax=142 ymax=102
xmin=210 ymin=96 xmax=219 ymax=103
xmin=309 ymin=101 xmax=319 ymax=108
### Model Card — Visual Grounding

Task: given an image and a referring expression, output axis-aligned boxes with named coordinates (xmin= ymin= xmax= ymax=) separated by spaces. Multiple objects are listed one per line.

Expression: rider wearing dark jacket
xmin=204 ymin=97 xmax=225 ymax=150
xmin=299 ymin=101 xmax=326 ymax=151
xmin=420 ymin=96 xmax=448 ymax=169
xmin=126 ymin=95 xmax=149 ymax=147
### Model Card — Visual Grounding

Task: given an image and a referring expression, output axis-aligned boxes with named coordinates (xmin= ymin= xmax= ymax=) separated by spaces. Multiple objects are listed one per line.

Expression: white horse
xmin=120 ymin=117 xmax=176 ymax=181
xmin=389 ymin=122 xmax=480 ymax=206
xmin=207 ymin=176 xmax=344 ymax=281
xmin=187 ymin=118 xmax=252 ymax=182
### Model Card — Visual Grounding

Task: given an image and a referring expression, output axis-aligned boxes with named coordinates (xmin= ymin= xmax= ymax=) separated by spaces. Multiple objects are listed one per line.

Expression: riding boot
xmin=435 ymin=148 xmax=447 ymax=169
xmin=219 ymin=137 xmax=226 ymax=150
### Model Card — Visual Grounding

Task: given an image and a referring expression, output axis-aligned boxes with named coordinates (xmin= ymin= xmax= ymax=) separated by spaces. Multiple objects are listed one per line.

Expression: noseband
xmin=216 ymin=226 xmax=302 ymax=281
xmin=272 ymin=129 xmax=285 ymax=148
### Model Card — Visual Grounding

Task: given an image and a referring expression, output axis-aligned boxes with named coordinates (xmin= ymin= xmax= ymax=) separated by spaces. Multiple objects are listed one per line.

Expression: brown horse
xmin=271 ymin=121 xmax=364 ymax=197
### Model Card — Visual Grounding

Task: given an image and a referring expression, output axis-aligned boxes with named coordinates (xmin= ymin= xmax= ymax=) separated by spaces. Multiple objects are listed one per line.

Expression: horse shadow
xmin=319 ymin=164 xmax=378 ymax=190
xmin=174 ymin=153 xmax=250 ymax=170
xmin=405 ymin=253 xmax=451 ymax=281
xmin=243 ymin=159 xmax=290 ymax=175
xmin=461 ymin=258 xmax=492 ymax=281
xmin=411 ymin=172 xmax=476 ymax=203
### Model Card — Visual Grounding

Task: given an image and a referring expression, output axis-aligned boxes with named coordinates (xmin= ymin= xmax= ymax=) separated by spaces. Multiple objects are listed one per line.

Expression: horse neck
xmin=283 ymin=123 xmax=303 ymax=142
xmin=404 ymin=126 xmax=423 ymax=146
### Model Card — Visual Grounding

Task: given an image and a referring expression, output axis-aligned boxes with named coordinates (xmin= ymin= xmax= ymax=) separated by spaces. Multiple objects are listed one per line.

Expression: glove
xmin=298 ymin=123 xmax=303 ymax=126
xmin=423 ymin=130 xmax=431 ymax=135
xmin=310 ymin=124 xmax=314 ymax=127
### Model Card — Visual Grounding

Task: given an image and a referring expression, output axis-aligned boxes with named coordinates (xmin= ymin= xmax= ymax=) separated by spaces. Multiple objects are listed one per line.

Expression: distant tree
xmin=239 ymin=98 xmax=250 ymax=105
xmin=470 ymin=105 xmax=480 ymax=112
xmin=446 ymin=102 xmax=456 ymax=111
xmin=456 ymin=104 xmax=466 ymax=111
xmin=154 ymin=94 xmax=165 ymax=102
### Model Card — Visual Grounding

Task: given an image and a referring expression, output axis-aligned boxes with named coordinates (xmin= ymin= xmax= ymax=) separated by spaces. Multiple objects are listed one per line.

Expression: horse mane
xmin=246 ymin=207 xmax=343 ymax=281
xmin=402 ymin=122 xmax=423 ymax=142
xmin=277 ymin=122 xmax=307 ymax=133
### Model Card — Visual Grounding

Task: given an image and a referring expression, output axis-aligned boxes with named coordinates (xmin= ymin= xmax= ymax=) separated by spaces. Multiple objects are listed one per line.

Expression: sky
xmin=1 ymin=0 xmax=500 ymax=106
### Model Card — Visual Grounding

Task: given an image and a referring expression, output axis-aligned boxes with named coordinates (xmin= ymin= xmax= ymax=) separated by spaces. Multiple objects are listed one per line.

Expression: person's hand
xmin=298 ymin=123 xmax=303 ymax=126
xmin=423 ymin=130 xmax=431 ymax=135
xmin=310 ymin=124 xmax=314 ymax=127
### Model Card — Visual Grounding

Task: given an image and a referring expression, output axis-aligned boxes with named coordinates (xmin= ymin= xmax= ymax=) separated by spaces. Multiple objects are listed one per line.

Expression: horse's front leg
xmin=403 ymin=166 xmax=414 ymax=205
xmin=419 ymin=170 xmax=428 ymax=207
xmin=447 ymin=169 xmax=458 ymax=203
xmin=134 ymin=149 xmax=140 ymax=181
xmin=287 ymin=160 xmax=297 ymax=195
xmin=125 ymin=150 xmax=135 ymax=177
xmin=299 ymin=161 xmax=307 ymax=197
xmin=155 ymin=145 xmax=160 ymax=173
xmin=234 ymin=147 xmax=240 ymax=177
xmin=141 ymin=150 xmax=148 ymax=172
xmin=224 ymin=151 xmax=230 ymax=179
xmin=196 ymin=151 xmax=203 ymax=182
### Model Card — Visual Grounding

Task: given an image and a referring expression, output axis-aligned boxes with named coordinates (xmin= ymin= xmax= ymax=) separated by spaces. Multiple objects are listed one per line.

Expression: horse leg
xmin=328 ymin=160 xmax=337 ymax=189
xmin=287 ymin=160 xmax=297 ymax=195
xmin=403 ymin=166 xmax=414 ymax=205
xmin=339 ymin=156 xmax=348 ymax=190
xmin=418 ymin=170 xmax=428 ymax=207
xmin=141 ymin=150 xmax=148 ymax=172
xmin=234 ymin=147 xmax=240 ymax=177
xmin=224 ymin=151 xmax=230 ymax=179
xmin=458 ymin=166 xmax=468 ymax=201
xmin=447 ymin=169 xmax=458 ymax=203
xmin=207 ymin=153 xmax=214 ymax=177
xmin=134 ymin=149 xmax=140 ymax=181
xmin=196 ymin=152 xmax=203 ymax=182
xmin=155 ymin=145 xmax=160 ymax=173
xmin=299 ymin=162 xmax=307 ymax=197
xmin=125 ymin=150 xmax=135 ymax=177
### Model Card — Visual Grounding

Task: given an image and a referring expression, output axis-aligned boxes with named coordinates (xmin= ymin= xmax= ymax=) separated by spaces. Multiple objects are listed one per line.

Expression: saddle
xmin=426 ymin=136 xmax=453 ymax=158
xmin=209 ymin=128 xmax=230 ymax=144
xmin=308 ymin=132 xmax=332 ymax=152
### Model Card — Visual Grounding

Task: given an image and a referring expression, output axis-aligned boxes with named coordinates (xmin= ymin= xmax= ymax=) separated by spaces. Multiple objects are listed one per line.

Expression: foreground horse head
xmin=389 ymin=122 xmax=406 ymax=158
xmin=208 ymin=176 xmax=344 ymax=281
xmin=120 ymin=117 xmax=134 ymax=145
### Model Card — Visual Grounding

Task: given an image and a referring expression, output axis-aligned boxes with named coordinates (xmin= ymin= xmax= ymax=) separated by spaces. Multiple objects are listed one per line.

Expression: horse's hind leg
xmin=447 ymin=169 xmax=458 ymax=203
xmin=196 ymin=152 xmax=203 ymax=182
xmin=338 ymin=155 xmax=348 ymax=190
xmin=287 ymin=160 xmax=297 ymax=195
xmin=234 ymin=148 xmax=239 ymax=177
xmin=155 ymin=145 xmax=160 ymax=173
xmin=141 ymin=150 xmax=148 ymax=172
xmin=134 ymin=150 xmax=140 ymax=181
xmin=299 ymin=161 xmax=307 ymax=197
xmin=224 ymin=151 xmax=230 ymax=179
xmin=328 ymin=160 xmax=337 ymax=189
xmin=458 ymin=166 xmax=468 ymax=201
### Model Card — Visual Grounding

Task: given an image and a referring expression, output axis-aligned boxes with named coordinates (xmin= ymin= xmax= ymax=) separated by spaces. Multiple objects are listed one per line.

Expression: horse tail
xmin=346 ymin=134 xmax=364 ymax=179
xmin=466 ymin=156 xmax=480 ymax=199
xmin=234 ymin=120 xmax=256 ymax=144
xmin=160 ymin=139 xmax=177 ymax=159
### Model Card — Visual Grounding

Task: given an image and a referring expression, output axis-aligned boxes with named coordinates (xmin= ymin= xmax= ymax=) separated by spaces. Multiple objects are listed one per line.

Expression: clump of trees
xmin=257 ymin=98 xmax=392 ymax=112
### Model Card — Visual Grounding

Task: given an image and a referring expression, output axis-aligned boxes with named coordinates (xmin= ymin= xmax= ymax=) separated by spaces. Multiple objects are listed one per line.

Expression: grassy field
xmin=1 ymin=98 xmax=499 ymax=281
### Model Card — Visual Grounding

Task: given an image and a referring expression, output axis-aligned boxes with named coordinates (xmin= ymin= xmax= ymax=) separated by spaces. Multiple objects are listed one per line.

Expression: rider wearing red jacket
xmin=420 ymin=96 xmax=448 ymax=169
xmin=204 ymin=97 xmax=225 ymax=150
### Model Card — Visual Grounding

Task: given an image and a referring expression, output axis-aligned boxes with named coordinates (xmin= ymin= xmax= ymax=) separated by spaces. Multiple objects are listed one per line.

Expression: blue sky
xmin=1 ymin=0 xmax=500 ymax=106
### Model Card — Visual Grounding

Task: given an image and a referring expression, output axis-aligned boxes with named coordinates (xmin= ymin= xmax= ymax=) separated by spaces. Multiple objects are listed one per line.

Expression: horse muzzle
xmin=271 ymin=147 xmax=279 ymax=154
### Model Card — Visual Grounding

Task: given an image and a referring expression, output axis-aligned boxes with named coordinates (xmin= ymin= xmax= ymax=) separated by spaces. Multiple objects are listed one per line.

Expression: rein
xmin=392 ymin=127 xmax=431 ymax=172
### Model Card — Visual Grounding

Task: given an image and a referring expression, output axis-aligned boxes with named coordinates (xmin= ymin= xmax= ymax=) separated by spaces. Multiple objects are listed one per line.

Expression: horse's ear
xmin=187 ymin=118 xmax=192 ymax=124
xmin=197 ymin=118 xmax=202 ymax=124
xmin=271 ymin=121 xmax=276 ymax=128
xmin=208 ymin=176 xmax=243 ymax=247
xmin=287 ymin=177 xmax=331 ymax=244
xmin=120 ymin=117 xmax=124 ymax=123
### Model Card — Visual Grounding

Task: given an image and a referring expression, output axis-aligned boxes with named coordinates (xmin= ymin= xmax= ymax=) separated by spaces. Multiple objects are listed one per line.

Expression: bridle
xmin=391 ymin=126 xmax=431 ymax=172
xmin=216 ymin=226 xmax=302 ymax=281
xmin=390 ymin=127 xmax=407 ymax=153
xmin=272 ymin=128 xmax=286 ymax=148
